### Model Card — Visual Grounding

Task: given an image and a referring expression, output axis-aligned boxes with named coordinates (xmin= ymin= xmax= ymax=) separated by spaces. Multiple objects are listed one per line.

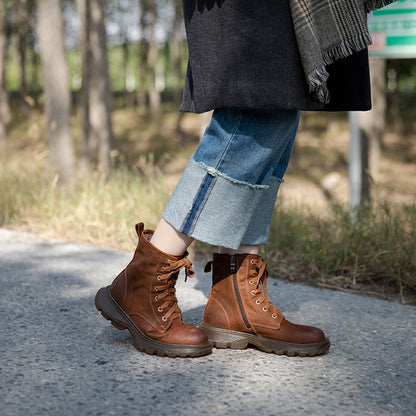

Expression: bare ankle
xmin=150 ymin=218 xmax=194 ymax=256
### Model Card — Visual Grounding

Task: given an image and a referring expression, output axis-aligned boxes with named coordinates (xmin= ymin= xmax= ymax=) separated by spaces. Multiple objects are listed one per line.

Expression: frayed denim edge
xmin=195 ymin=159 xmax=284 ymax=189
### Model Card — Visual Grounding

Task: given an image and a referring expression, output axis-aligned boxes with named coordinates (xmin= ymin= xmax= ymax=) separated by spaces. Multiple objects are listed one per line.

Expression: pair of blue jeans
xmin=163 ymin=107 xmax=300 ymax=249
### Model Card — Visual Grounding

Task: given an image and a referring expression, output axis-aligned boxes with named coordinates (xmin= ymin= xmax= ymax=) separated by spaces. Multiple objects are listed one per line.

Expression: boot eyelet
xmin=263 ymin=307 xmax=267 ymax=312
xmin=249 ymin=280 xmax=254 ymax=284
xmin=162 ymin=316 xmax=167 ymax=322
xmin=157 ymin=275 xmax=161 ymax=281
xmin=165 ymin=258 xmax=171 ymax=264
xmin=161 ymin=266 xmax=165 ymax=271
xmin=158 ymin=307 xmax=163 ymax=312
xmin=250 ymin=270 xmax=256 ymax=276
xmin=251 ymin=290 xmax=256 ymax=295
xmin=154 ymin=286 xmax=159 ymax=291
xmin=250 ymin=259 xmax=255 ymax=264
xmin=255 ymin=300 xmax=260 ymax=304
xmin=272 ymin=314 xmax=277 ymax=319
xmin=155 ymin=296 xmax=158 ymax=301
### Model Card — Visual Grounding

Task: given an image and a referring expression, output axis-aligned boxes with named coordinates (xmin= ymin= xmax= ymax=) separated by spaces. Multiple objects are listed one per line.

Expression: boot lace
xmin=249 ymin=257 xmax=283 ymax=325
xmin=154 ymin=257 xmax=195 ymax=322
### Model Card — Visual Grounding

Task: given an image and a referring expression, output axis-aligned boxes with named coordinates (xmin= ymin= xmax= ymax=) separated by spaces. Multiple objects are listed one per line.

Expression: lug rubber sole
xmin=95 ymin=286 xmax=212 ymax=358
xmin=200 ymin=323 xmax=330 ymax=357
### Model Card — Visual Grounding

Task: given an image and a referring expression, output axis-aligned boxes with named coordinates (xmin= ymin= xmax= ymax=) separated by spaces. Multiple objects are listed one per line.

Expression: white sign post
xmin=348 ymin=111 xmax=362 ymax=220
xmin=349 ymin=0 xmax=416 ymax=212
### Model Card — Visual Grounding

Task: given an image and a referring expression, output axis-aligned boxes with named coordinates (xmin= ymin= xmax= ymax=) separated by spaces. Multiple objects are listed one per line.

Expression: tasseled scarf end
xmin=308 ymin=32 xmax=373 ymax=103
xmin=307 ymin=64 xmax=330 ymax=104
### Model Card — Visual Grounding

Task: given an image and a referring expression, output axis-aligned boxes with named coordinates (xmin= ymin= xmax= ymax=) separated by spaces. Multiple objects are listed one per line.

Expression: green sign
xmin=368 ymin=0 xmax=416 ymax=58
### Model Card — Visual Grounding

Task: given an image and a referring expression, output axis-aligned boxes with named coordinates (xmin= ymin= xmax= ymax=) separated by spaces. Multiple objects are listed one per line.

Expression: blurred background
xmin=0 ymin=0 xmax=415 ymax=303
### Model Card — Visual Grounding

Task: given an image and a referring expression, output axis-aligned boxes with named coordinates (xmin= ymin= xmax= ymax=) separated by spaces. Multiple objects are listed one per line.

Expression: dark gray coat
xmin=180 ymin=0 xmax=371 ymax=113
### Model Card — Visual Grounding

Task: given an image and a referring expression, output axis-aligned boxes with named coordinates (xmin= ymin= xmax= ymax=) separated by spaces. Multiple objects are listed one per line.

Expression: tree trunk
xmin=0 ymin=1 xmax=10 ymax=144
xmin=37 ymin=0 xmax=74 ymax=185
xmin=147 ymin=0 xmax=160 ymax=122
xmin=358 ymin=58 xmax=386 ymax=202
xmin=171 ymin=0 xmax=184 ymax=139
xmin=76 ymin=0 xmax=92 ymax=174
xmin=122 ymin=38 xmax=131 ymax=106
xmin=29 ymin=44 xmax=40 ymax=93
xmin=137 ymin=0 xmax=149 ymax=113
xmin=359 ymin=58 xmax=386 ymax=186
xmin=12 ymin=0 xmax=28 ymax=111
xmin=171 ymin=0 xmax=183 ymax=109
xmin=89 ymin=0 xmax=113 ymax=179
xmin=388 ymin=60 xmax=403 ymax=132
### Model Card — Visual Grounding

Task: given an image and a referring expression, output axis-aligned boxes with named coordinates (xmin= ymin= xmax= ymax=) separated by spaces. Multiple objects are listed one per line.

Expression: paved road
xmin=0 ymin=229 xmax=415 ymax=416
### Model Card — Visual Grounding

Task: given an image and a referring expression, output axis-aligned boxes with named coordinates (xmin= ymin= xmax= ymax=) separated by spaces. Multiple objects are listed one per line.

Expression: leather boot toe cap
xmin=165 ymin=323 xmax=209 ymax=345
xmin=278 ymin=319 xmax=327 ymax=344
xmin=186 ymin=324 xmax=210 ymax=345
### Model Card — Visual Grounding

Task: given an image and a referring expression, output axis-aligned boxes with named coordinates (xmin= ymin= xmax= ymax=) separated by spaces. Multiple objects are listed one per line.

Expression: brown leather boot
xmin=200 ymin=253 xmax=330 ymax=356
xmin=95 ymin=223 xmax=212 ymax=358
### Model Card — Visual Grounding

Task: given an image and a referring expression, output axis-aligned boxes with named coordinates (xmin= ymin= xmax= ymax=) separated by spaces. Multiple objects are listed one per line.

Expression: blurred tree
xmin=170 ymin=0 xmax=184 ymax=137
xmin=27 ymin=30 xmax=40 ymax=93
xmin=0 ymin=1 xmax=10 ymax=143
xmin=26 ymin=0 xmax=40 ymax=94
xmin=120 ymin=2 xmax=132 ymax=106
xmin=89 ymin=0 xmax=113 ymax=179
xmin=115 ymin=0 xmax=134 ymax=106
xmin=137 ymin=0 xmax=162 ymax=121
xmin=137 ymin=0 xmax=150 ymax=113
xmin=76 ymin=0 xmax=92 ymax=173
xmin=171 ymin=0 xmax=183 ymax=108
xmin=386 ymin=59 xmax=404 ymax=131
xmin=36 ymin=0 xmax=74 ymax=185
xmin=146 ymin=0 xmax=160 ymax=122
xmin=360 ymin=58 xmax=386 ymax=189
xmin=11 ymin=0 xmax=33 ymax=111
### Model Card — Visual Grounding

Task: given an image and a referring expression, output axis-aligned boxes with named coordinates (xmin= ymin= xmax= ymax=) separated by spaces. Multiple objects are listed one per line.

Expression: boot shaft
xmin=203 ymin=253 xmax=249 ymax=332
xmin=204 ymin=253 xmax=283 ymax=334
xmin=110 ymin=223 xmax=176 ymax=305
xmin=109 ymin=222 xmax=194 ymax=335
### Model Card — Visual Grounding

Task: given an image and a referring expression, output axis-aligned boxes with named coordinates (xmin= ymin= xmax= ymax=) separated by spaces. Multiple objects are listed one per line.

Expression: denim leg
xmin=239 ymin=119 xmax=298 ymax=245
xmin=162 ymin=108 xmax=299 ymax=249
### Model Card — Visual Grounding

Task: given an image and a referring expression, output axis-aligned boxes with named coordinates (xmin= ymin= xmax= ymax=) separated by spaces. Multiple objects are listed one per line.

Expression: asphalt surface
xmin=0 ymin=228 xmax=415 ymax=416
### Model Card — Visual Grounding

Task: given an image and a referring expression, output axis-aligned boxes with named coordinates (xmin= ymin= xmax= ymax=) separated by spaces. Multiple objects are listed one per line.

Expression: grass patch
xmin=263 ymin=203 xmax=416 ymax=304
xmin=0 ymin=152 xmax=171 ymax=251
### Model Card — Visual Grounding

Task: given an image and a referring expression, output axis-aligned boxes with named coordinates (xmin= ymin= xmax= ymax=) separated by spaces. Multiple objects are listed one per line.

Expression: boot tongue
xmin=252 ymin=257 xmax=284 ymax=324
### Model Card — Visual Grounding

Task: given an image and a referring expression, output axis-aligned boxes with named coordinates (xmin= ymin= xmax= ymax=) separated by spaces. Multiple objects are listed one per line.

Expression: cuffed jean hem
xmin=162 ymin=157 xmax=282 ymax=249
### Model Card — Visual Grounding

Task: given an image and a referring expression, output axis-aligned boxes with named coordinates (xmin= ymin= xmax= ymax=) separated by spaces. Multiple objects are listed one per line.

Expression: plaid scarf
xmin=289 ymin=0 xmax=397 ymax=103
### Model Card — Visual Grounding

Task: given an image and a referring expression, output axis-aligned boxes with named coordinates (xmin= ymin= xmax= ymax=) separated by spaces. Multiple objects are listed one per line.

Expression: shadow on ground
xmin=0 ymin=230 xmax=415 ymax=416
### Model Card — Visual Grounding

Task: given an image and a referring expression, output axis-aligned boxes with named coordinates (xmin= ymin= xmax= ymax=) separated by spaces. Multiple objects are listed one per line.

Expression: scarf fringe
xmin=309 ymin=32 xmax=373 ymax=103
xmin=323 ymin=32 xmax=373 ymax=65
xmin=292 ymin=0 xmax=398 ymax=104
xmin=307 ymin=65 xmax=330 ymax=104
xmin=364 ymin=0 xmax=396 ymax=13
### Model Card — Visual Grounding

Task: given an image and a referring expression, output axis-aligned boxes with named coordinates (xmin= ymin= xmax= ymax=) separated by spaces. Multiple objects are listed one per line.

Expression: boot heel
xmin=200 ymin=323 xmax=249 ymax=349
xmin=111 ymin=321 xmax=126 ymax=331
xmin=98 ymin=309 xmax=126 ymax=331
xmin=95 ymin=287 xmax=128 ymax=331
